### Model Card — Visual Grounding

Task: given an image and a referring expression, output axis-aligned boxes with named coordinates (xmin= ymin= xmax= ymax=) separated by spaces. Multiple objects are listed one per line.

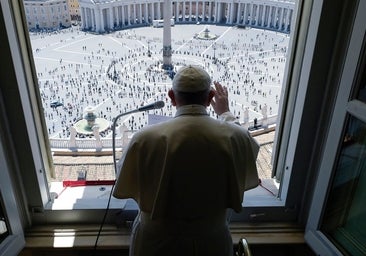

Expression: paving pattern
xmin=30 ymin=25 xmax=284 ymax=184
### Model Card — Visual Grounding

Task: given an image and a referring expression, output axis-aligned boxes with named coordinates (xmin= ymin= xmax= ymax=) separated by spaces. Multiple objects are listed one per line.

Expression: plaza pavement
xmin=30 ymin=24 xmax=288 ymax=139
xmin=30 ymin=24 xmax=288 ymax=192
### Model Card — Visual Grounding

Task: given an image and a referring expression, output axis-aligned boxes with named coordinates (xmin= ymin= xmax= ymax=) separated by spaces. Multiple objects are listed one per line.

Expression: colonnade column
xmin=273 ymin=6 xmax=278 ymax=28
xmin=127 ymin=4 xmax=130 ymax=25
xmin=236 ymin=3 xmax=241 ymax=24
xmin=196 ymin=1 xmax=199 ymax=21
xmin=138 ymin=4 xmax=142 ymax=23
xmin=257 ymin=4 xmax=262 ymax=26
xmin=91 ymin=9 xmax=96 ymax=30
xmin=227 ymin=3 xmax=231 ymax=24
xmin=151 ymin=3 xmax=154 ymax=22
xmin=228 ymin=3 xmax=233 ymax=24
xmin=214 ymin=2 xmax=217 ymax=22
xmin=175 ymin=2 xmax=179 ymax=21
xmin=101 ymin=9 xmax=105 ymax=32
xmin=89 ymin=8 xmax=93 ymax=29
xmin=287 ymin=8 xmax=292 ymax=30
xmin=109 ymin=7 xmax=113 ymax=29
xmin=135 ymin=4 xmax=138 ymax=23
xmin=159 ymin=2 xmax=162 ymax=19
xmin=82 ymin=7 xmax=86 ymax=29
xmin=208 ymin=2 xmax=212 ymax=22
xmin=255 ymin=4 xmax=259 ymax=25
xmin=144 ymin=3 xmax=148 ymax=23
xmin=114 ymin=6 xmax=118 ymax=27
xmin=244 ymin=3 xmax=248 ymax=24
xmin=267 ymin=6 xmax=272 ymax=28
xmin=121 ymin=5 xmax=125 ymax=26
xmin=149 ymin=3 xmax=153 ymax=21
xmin=261 ymin=5 xmax=266 ymax=26
xmin=279 ymin=7 xmax=284 ymax=30
xmin=133 ymin=4 xmax=136 ymax=24
xmin=249 ymin=3 xmax=254 ymax=25
xmin=94 ymin=7 xmax=101 ymax=32
xmin=152 ymin=3 xmax=155 ymax=20
xmin=273 ymin=7 xmax=278 ymax=28
xmin=189 ymin=1 xmax=192 ymax=21
xmin=136 ymin=3 xmax=139 ymax=23
xmin=287 ymin=8 xmax=293 ymax=31
xmin=88 ymin=8 xmax=92 ymax=29
xmin=269 ymin=6 xmax=273 ymax=27
xmin=83 ymin=8 xmax=87 ymax=29
xmin=80 ymin=7 xmax=85 ymax=29
xmin=79 ymin=0 xmax=294 ymax=34
xmin=226 ymin=3 xmax=232 ymax=24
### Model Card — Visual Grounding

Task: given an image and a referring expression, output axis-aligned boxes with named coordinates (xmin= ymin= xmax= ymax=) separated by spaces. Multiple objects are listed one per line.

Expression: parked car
xmin=50 ymin=101 xmax=63 ymax=108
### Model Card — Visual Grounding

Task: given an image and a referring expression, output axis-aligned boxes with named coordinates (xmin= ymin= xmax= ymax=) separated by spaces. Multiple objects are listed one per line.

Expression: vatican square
xmin=30 ymin=24 xmax=289 ymax=143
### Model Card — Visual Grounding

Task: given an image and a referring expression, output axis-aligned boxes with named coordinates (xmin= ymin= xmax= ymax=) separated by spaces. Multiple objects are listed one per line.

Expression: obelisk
xmin=162 ymin=0 xmax=173 ymax=70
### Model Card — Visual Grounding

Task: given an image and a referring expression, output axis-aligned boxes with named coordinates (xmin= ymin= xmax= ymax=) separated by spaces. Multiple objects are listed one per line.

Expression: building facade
xmin=23 ymin=0 xmax=71 ymax=30
xmin=78 ymin=0 xmax=295 ymax=34
xmin=68 ymin=0 xmax=80 ymax=21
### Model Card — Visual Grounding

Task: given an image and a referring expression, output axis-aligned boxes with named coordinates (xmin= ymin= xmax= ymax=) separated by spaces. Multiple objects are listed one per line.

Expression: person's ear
xmin=206 ymin=89 xmax=215 ymax=106
xmin=168 ymin=89 xmax=177 ymax=106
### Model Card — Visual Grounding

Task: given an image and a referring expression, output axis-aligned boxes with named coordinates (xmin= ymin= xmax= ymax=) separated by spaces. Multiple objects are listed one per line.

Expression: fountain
xmin=73 ymin=106 xmax=110 ymax=135
xmin=84 ymin=106 xmax=97 ymax=128
xmin=196 ymin=26 xmax=218 ymax=40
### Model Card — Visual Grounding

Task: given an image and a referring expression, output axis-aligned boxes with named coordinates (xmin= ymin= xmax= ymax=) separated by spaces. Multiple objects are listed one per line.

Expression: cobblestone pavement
xmin=51 ymin=131 xmax=275 ymax=182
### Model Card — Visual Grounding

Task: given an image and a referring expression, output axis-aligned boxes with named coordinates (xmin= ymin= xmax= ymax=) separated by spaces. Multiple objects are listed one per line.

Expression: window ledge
xmin=47 ymin=179 xmax=282 ymax=211
xmin=22 ymin=222 xmax=306 ymax=251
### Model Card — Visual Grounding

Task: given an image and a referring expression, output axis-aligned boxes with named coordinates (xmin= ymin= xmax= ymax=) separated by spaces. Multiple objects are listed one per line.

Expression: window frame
xmin=1 ymin=0 xmax=52 ymax=211
xmin=305 ymin=0 xmax=366 ymax=254
xmin=0 ymin=0 xmax=26 ymax=245
xmin=1 ymin=0 xmax=338 ymax=226
xmin=0 ymin=119 xmax=25 ymax=256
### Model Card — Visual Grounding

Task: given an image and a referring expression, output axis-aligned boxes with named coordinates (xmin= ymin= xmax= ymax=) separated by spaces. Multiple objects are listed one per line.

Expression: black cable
xmin=92 ymin=102 xmax=164 ymax=254
xmin=92 ymin=113 xmax=123 ymax=255
xmin=93 ymin=181 xmax=116 ymax=254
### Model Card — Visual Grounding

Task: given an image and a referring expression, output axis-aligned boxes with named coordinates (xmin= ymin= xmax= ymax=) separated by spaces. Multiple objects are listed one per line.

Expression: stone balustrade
xmin=50 ymin=116 xmax=277 ymax=152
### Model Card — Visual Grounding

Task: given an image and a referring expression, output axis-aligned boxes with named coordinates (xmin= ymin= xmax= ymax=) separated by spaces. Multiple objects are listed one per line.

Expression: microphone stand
xmin=93 ymin=109 xmax=139 ymax=254
xmin=112 ymin=101 xmax=164 ymax=175
xmin=94 ymin=101 xmax=164 ymax=253
xmin=112 ymin=109 xmax=140 ymax=176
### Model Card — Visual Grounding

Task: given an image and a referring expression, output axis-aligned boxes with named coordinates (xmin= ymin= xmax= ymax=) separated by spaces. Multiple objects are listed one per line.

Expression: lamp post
xmin=213 ymin=43 xmax=216 ymax=64
xmin=113 ymin=57 xmax=117 ymax=81
xmin=147 ymin=41 xmax=151 ymax=57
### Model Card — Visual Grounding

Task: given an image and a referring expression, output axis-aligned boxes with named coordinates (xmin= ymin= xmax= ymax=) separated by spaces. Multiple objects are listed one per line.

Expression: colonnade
xmin=78 ymin=0 xmax=295 ymax=34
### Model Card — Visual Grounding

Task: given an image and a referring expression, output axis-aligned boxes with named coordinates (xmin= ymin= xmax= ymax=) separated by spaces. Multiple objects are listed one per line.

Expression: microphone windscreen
xmin=155 ymin=101 xmax=165 ymax=108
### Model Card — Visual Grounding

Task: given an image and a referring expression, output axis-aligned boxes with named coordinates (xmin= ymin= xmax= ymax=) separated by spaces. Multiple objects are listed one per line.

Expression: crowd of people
xmin=30 ymin=24 xmax=289 ymax=140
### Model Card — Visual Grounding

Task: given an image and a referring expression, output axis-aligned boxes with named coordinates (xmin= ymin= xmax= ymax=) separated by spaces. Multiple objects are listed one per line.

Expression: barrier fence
xmin=50 ymin=116 xmax=277 ymax=153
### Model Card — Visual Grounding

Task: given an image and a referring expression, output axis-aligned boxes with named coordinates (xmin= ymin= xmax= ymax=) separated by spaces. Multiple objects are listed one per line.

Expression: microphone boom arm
xmin=112 ymin=101 xmax=165 ymax=176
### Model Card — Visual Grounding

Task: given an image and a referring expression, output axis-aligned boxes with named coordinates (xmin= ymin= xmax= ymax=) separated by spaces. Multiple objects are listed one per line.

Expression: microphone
xmin=96 ymin=100 xmax=165 ymax=251
xmin=112 ymin=100 xmax=165 ymax=175
xmin=138 ymin=100 xmax=165 ymax=112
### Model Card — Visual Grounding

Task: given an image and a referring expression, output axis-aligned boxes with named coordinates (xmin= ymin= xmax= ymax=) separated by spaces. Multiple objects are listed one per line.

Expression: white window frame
xmin=1 ymin=0 xmax=337 ymax=225
xmin=305 ymin=0 xmax=366 ymax=254
xmin=0 ymin=137 xmax=25 ymax=256
xmin=1 ymin=0 xmax=51 ymax=209
xmin=0 ymin=88 xmax=25 ymax=255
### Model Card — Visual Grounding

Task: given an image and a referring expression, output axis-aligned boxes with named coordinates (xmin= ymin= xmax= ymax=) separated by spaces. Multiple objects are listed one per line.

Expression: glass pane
xmin=24 ymin=0 xmax=299 ymax=203
xmin=321 ymin=115 xmax=366 ymax=255
xmin=0 ymin=198 xmax=9 ymax=244
xmin=357 ymin=63 xmax=366 ymax=102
